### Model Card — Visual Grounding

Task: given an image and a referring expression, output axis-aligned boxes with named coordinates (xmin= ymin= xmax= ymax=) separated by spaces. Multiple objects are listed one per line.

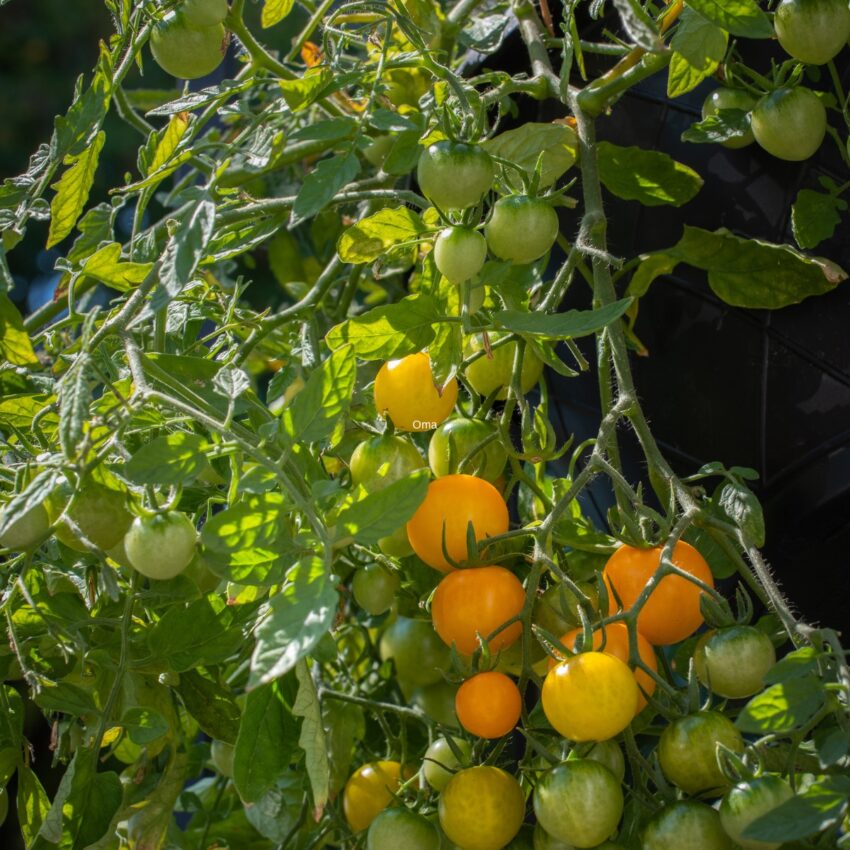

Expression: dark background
xmin=2 ymin=3 xmax=849 ymax=845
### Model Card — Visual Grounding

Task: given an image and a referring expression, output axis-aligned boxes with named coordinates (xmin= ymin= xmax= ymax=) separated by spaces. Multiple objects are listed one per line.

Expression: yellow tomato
xmin=374 ymin=353 xmax=458 ymax=432
xmin=542 ymin=651 xmax=638 ymax=742
xmin=342 ymin=760 xmax=402 ymax=832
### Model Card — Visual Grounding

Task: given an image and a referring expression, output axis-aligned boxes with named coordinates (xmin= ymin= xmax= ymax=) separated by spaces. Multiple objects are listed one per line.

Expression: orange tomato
xmin=406 ymin=474 xmax=509 ymax=571
xmin=342 ymin=760 xmax=402 ymax=832
xmin=549 ymin=622 xmax=658 ymax=711
xmin=431 ymin=566 xmax=525 ymax=655
xmin=374 ymin=353 xmax=458 ymax=432
xmin=455 ymin=671 xmax=522 ymax=738
xmin=602 ymin=541 xmax=714 ymax=645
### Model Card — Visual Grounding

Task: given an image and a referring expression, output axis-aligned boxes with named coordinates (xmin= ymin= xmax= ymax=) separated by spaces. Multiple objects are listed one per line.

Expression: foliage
xmin=0 ymin=0 xmax=849 ymax=848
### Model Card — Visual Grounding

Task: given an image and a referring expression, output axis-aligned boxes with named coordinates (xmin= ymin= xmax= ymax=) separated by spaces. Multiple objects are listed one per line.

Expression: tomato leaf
xmin=294 ymin=658 xmax=330 ymax=814
xmin=262 ymin=0 xmax=295 ymax=27
xmin=717 ymin=479 xmax=765 ymax=547
xmin=249 ymin=558 xmax=339 ymax=689
xmin=282 ymin=346 xmax=356 ymax=443
xmin=598 ymin=143 xmax=703 ymax=207
xmin=763 ymin=646 xmax=822 ymax=685
xmin=16 ymin=764 xmax=51 ymax=847
xmin=326 ymin=293 xmax=440 ymax=359
xmin=686 ymin=0 xmax=773 ymax=38
xmin=121 ymin=706 xmax=169 ymax=745
xmin=336 ymin=206 xmax=426 ymax=264
xmin=681 ymin=109 xmax=752 ymax=145
xmin=124 ymin=432 xmax=213 ymax=486
xmin=495 ymin=299 xmax=633 ymax=339
xmin=0 ymin=292 xmax=38 ymax=365
xmin=234 ymin=680 xmax=299 ymax=802
xmin=125 ymin=753 xmax=189 ymax=849
xmin=737 ymin=675 xmax=826 ymax=734
xmin=668 ymin=10 xmax=727 ymax=98
xmin=177 ymin=670 xmax=242 ymax=744
xmin=291 ymin=151 xmax=360 ymax=228
xmin=482 ymin=122 xmax=578 ymax=188
xmin=743 ymin=776 xmax=850 ymax=842
xmin=670 ymin=226 xmax=847 ymax=308
xmin=333 ymin=469 xmax=430 ymax=545
xmin=792 ymin=189 xmax=846 ymax=250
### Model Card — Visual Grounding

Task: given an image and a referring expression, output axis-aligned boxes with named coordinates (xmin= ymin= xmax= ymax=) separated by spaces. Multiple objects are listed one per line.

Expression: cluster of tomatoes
xmin=149 ymin=0 xmax=229 ymax=80
xmin=700 ymin=0 xmax=850 ymax=162
xmin=337 ymin=337 xmax=789 ymax=849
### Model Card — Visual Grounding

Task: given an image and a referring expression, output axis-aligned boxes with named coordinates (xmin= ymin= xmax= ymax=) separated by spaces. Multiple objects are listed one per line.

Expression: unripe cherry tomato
xmin=417 ymin=142 xmax=495 ymax=210
xmin=434 ymin=227 xmax=488 ymax=285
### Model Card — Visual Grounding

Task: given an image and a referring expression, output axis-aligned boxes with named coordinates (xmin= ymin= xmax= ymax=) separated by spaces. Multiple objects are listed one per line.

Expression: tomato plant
xmin=1 ymin=0 xmax=849 ymax=847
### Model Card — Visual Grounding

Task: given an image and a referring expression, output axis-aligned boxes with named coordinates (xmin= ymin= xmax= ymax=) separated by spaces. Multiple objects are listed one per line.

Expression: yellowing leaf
xmin=48 ymin=130 xmax=106 ymax=248
xmin=148 ymin=113 xmax=190 ymax=174
xmin=262 ymin=0 xmax=295 ymax=27
xmin=80 ymin=243 xmax=152 ymax=292
xmin=0 ymin=293 xmax=39 ymax=366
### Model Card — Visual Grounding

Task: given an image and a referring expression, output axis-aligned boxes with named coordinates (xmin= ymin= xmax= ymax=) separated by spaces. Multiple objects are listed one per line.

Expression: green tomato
xmin=422 ymin=737 xmax=472 ymax=791
xmin=410 ymin=679 xmax=459 ymax=727
xmin=568 ymin=741 xmax=626 ymax=784
xmin=350 ymin=434 xmax=426 ymax=491
xmin=428 ymin=418 xmax=508 ymax=483
xmin=368 ymin=807 xmax=441 ymax=850
xmin=378 ymin=525 xmax=415 ymax=558
xmin=642 ymin=801 xmax=732 ymax=850
xmin=352 ymin=563 xmax=400 ymax=615
xmin=695 ymin=625 xmax=776 ymax=699
xmin=464 ymin=333 xmax=544 ymax=400
xmin=379 ymin=617 xmax=451 ymax=687
xmin=533 ymin=824 xmax=574 ymax=850
xmin=180 ymin=0 xmax=229 ymax=27
xmin=701 ymin=89 xmax=756 ymax=149
xmin=775 ymin=0 xmax=850 ymax=65
xmin=658 ymin=711 xmax=743 ymax=796
xmin=51 ymin=479 xmax=133 ymax=552
xmin=719 ymin=775 xmax=794 ymax=850
xmin=434 ymin=227 xmax=488 ymax=285
xmin=0 ymin=501 xmax=50 ymax=551
xmin=439 ymin=767 xmax=525 ymax=850
xmin=151 ymin=12 xmax=226 ymax=80
xmin=124 ymin=511 xmax=197 ymax=580
xmin=533 ymin=761 xmax=623 ymax=848
xmin=484 ymin=196 xmax=559 ymax=264
xmin=417 ymin=141 xmax=495 ymax=211
xmin=751 ymin=87 xmax=826 ymax=162
xmin=211 ymin=740 xmax=235 ymax=778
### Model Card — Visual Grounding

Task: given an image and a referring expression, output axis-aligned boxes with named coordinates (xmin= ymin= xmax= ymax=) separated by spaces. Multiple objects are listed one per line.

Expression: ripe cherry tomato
xmin=464 ymin=333 xmax=544 ymax=400
xmin=533 ymin=760 xmax=624 ymax=848
xmin=379 ymin=617 xmax=450 ymax=686
xmin=484 ymin=196 xmax=559 ymax=264
xmin=428 ymin=418 xmax=508 ymax=483
xmin=602 ymin=541 xmax=714 ymax=645
xmin=151 ymin=12 xmax=226 ymax=80
xmin=417 ymin=142 xmax=495 ymax=210
xmin=431 ymin=565 xmax=525 ymax=654
xmin=422 ymin=737 xmax=472 ymax=791
xmin=549 ymin=622 xmax=658 ymax=711
xmin=51 ymin=479 xmax=133 ymax=553
xmin=367 ymin=807 xmax=441 ymax=850
xmin=438 ymin=766 xmax=525 ymax=850
xmin=124 ymin=511 xmax=197 ymax=580
xmin=774 ymin=0 xmax=850 ymax=65
xmin=181 ymin=0 xmax=228 ymax=27
xmin=352 ymin=563 xmax=400 ymax=616
xmin=434 ymin=227 xmax=488 ymax=285
xmin=719 ymin=775 xmax=794 ymax=850
xmin=406 ymin=475 xmax=509 ymax=571
xmin=350 ymin=434 xmax=425 ymax=490
xmin=751 ymin=87 xmax=826 ymax=162
xmin=0 ymin=501 xmax=50 ymax=551
xmin=343 ymin=761 xmax=402 ymax=832
xmin=658 ymin=710 xmax=743 ymax=796
xmin=374 ymin=353 xmax=458 ymax=433
xmin=455 ymin=671 xmax=522 ymax=738
xmin=695 ymin=625 xmax=777 ymax=699
xmin=642 ymin=801 xmax=732 ymax=850
xmin=542 ymin=651 xmax=638 ymax=742
xmin=701 ymin=89 xmax=756 ymax=148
